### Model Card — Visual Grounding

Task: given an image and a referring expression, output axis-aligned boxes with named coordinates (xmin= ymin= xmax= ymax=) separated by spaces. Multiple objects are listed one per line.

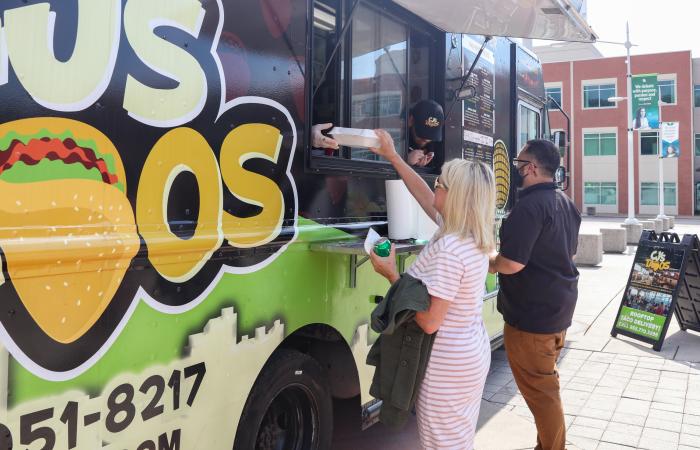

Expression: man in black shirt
xmin=489 ymin=139 xmax=581 ymax=450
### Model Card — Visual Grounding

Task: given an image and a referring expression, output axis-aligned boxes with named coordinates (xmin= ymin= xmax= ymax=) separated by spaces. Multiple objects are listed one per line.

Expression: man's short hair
xmin=523 ymin=139 xmax=560 ymax=177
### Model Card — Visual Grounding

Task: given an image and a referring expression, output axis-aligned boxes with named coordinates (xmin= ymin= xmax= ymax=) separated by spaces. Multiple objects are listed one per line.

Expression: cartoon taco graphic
xmin=0 ymin=118 xmax=139 ymax=344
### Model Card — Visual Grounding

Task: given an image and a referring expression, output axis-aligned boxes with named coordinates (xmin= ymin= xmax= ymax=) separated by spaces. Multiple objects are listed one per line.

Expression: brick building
xmin=538 ymin=49 xmax=696 ymax=216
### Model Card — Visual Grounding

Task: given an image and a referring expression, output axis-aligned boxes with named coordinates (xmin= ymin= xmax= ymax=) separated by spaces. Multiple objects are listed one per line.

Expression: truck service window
xmin=310 ymin=0 xmax=440 ymax=171
xmin=349 ymin=5 xmax=407 ymax=162
xmin=312 ymin=1 xmax=341 ymax=133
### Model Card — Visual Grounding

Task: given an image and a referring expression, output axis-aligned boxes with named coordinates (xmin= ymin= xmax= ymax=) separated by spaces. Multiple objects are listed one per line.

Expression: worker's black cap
xmin=410 ymin=100 xmax=444 ymax=142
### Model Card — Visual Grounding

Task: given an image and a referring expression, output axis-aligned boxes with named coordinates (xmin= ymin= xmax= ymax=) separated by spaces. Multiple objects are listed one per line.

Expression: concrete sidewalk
xmin=480 ymin=217 xmax=700 ymax=450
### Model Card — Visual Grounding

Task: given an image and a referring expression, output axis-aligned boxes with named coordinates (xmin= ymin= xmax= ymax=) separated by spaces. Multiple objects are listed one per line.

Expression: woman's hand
xmin=369 ymin=244 xmax=400 ymax=284
xmin=369 ymin=129 xmax=399 ymax=162
xmin=311 ymin=123 xmax=339 ymax=150
xmin=488 ymin=251 xmax=498 ymax=274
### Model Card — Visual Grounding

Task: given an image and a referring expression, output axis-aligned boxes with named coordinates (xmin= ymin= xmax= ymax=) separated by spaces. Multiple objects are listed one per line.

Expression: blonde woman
xmin=369 ymin=130 xmax=495 ymax=450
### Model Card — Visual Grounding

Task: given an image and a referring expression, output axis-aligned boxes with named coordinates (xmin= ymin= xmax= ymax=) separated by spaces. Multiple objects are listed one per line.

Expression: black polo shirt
xmin=497 ymin=182 xmax=581 ymax=334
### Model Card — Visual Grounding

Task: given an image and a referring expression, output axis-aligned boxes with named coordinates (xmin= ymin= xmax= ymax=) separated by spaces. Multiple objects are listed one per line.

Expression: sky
xmin=535 ymin=0 xmax=700 ymax=57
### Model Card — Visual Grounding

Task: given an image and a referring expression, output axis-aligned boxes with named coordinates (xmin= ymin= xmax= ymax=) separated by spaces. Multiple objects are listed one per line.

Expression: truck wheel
xmin=233 ymin=349 xmax=333 ymax=450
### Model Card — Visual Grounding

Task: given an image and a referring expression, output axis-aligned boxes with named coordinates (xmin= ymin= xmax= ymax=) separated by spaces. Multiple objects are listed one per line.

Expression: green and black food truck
xmin=0 ymin=0 xmax=594 ymax=448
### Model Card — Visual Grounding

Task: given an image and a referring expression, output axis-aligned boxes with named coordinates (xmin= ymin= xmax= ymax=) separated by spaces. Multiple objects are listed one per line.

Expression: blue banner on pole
xmin=661 ymin=122 xmax=680 ymax=158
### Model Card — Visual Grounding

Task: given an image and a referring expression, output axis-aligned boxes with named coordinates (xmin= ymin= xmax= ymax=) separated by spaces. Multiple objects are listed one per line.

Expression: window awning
xmin=390 ymin=0 xmax=597 ymax=43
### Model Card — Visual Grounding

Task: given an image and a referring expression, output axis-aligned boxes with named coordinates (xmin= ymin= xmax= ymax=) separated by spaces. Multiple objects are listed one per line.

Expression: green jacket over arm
xmin=366 ymin=273 xmax=435 ymax=428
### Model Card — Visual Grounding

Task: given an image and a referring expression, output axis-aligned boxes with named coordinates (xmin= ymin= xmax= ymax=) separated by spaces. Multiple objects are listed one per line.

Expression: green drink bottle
xmin=374 ymin=237 xmax=391 ymax=257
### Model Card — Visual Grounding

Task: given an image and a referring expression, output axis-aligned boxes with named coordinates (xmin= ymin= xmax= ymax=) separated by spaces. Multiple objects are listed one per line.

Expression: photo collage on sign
xmin=624 ymin=246 xmax=684 ymax=318
xmin=622 ymin=286 xmax=673 ymax=317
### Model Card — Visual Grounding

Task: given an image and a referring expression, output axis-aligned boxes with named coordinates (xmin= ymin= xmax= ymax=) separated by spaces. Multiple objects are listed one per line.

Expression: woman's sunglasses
xmin=434 ymin=178 xmax=448 ymax=190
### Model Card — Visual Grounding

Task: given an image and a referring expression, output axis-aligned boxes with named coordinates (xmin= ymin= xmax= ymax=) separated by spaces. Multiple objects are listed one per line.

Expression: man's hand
xmin=407 ymin=149 xmax=434 ymax=167
xmin=311 ymin=123 xmax=339 ymax=150
xmin=369 ymin=244 xmax=400 ymax=284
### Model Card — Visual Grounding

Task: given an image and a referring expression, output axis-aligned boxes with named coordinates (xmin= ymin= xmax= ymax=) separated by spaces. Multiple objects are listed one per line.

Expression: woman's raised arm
xmin=370 ymin=130 xmax=438 ymax=223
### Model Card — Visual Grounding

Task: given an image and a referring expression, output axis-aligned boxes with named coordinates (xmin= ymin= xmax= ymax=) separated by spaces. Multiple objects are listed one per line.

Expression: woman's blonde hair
xmin=436 ymin=159 xmax=496 ymax=253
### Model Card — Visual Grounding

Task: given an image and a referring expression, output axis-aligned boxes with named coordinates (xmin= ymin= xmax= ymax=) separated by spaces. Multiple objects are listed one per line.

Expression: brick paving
xmin=484 ymin=350 xmax=700 ymax=449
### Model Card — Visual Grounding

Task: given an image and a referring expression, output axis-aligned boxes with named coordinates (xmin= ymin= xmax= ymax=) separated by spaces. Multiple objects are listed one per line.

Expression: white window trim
xmin=582 ymin=127 xmax=618 ymax=157
xmin=581 ymin=78 xmax=618 ymax=110
xmin=657 ymin=73 xmax=677 ymax=106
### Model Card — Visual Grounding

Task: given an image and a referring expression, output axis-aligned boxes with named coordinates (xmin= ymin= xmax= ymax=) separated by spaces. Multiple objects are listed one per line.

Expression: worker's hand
xmin=408 ymin=149 xmax=434 ymax=167
xmin=311 ymin=123 xmax=339 ymax=150
xmin=369 ymin=129 xmax=399 ymax=161
xmin=369 ymin=244 xmax=400 ymax=284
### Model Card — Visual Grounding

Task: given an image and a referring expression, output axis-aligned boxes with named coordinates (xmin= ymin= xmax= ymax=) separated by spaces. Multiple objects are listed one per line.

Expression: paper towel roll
xmin=386 ymin=180 xmax=416 ymax=240
xmin=415 ymin=204 xmax=439 ymax=242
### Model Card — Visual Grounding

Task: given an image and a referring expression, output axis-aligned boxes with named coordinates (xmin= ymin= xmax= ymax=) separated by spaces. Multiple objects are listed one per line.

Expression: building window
xmin=696 ymin=183 xmax=700 ymax=214
xmin=583 ymin=83 xmax=615 ymax=108
xmin=696 ymin=134 xmax=700 ymax=157
xmin=584 ymin=182 xmax=617 ymax=205
xmin=665 ymin=183 xmax=677 ymax=206
xmin=641 ymin=131 xmax=659 ymax=156
xmin=583 ymin=132 xmax=616 ymax=156
xmin=641 ymin=182 xmax=677 ymax=206
xmin=658 ymin=79 xmax=676 ymax=104
xmin=546 ymin=86 xmax=562 ymax=108
xmin=695 ymin=85 xmax=700 ymax=108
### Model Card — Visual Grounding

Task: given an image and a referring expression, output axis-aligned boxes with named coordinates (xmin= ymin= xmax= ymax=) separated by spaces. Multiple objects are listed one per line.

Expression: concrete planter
xmin=576 ymin=233 xmax=603 ymax=266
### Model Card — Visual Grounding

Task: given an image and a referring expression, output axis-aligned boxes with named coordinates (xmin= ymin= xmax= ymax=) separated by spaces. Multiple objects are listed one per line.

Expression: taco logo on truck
xmin=0 ymin=0 xmax=302 ymax=380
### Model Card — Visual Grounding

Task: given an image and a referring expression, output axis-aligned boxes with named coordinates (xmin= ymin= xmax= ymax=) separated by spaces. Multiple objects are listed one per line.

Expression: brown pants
xmin=504 ymin=323 xmax=567 ymax=450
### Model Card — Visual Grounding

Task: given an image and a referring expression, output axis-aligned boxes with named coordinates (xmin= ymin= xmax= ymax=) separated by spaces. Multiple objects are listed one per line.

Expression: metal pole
xmin=657 ymin=104 xmax=666 ymax=218
xmin=658 ymin=155 xmax=665 ymax=217
xmin=624 ymin=22 xmax=638 ymax=225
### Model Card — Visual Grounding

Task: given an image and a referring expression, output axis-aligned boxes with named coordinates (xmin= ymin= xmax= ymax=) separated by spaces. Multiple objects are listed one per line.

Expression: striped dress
xmin=407 ymin=233 xmax=491 ymax=450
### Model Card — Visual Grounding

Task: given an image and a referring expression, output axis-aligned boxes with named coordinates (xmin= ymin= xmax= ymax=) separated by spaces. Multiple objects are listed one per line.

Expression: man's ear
xmin=408 ymin=115 xmax=414 ymax=127
xmin=531 ymin=162 xmax=540 ymax=177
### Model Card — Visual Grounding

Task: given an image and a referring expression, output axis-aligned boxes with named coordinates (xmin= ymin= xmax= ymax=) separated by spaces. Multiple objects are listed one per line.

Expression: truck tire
xmin=233 ymin=349 xmax=333 ymax=450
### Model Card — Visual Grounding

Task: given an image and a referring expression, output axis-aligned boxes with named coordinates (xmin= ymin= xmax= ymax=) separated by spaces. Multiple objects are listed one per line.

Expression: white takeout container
xmin=329 ymin=127 xmax=380 ymax=148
